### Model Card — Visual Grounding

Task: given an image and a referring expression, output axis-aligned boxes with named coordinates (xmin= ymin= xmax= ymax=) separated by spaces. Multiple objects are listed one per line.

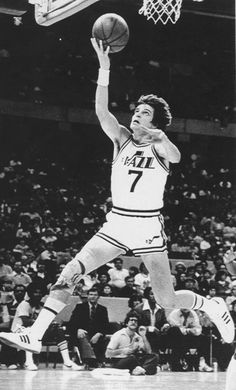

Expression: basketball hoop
xmin=139 ymin=0 xmax=183 ymax=24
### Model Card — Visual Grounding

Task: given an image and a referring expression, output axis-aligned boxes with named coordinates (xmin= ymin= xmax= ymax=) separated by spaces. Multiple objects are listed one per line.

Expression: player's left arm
xmin=136 ymin=125 xmax=181 ymax=164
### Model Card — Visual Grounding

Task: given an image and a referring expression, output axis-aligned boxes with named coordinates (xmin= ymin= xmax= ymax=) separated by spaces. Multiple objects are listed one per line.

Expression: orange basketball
xmin=92 ymin=13 xmax=129 ymax=53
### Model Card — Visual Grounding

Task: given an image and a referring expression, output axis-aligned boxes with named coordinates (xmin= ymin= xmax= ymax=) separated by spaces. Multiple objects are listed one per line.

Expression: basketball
xmin=92 ymin=13 xmax=129 ymax=53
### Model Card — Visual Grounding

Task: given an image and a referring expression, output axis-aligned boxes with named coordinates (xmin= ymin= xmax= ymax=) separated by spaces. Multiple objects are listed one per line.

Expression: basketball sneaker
xmin=207 ymin=297 xmax=235 ymax=344
xmin=0 ymin=328 xmax=42 ymax=354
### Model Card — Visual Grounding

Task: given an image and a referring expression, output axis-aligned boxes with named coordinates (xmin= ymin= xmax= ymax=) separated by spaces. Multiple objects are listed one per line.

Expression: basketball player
xmin=223 ymin=246 xmax=236 ymax=390
xmin=0 ymin=39 xmax=234 ymax=353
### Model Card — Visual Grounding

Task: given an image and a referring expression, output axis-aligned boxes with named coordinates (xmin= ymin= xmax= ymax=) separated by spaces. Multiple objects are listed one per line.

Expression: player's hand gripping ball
xmin=92 ymin=13 xmax=129 ymax=53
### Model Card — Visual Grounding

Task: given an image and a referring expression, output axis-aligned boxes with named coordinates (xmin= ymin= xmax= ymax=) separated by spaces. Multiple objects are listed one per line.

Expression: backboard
xmin=33 ymin=0 xmax=99 ymax=26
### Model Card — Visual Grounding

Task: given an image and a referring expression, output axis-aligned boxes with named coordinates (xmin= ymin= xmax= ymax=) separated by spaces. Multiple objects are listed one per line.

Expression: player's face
xmin=130 ymin=104 xmax=156 ymax=132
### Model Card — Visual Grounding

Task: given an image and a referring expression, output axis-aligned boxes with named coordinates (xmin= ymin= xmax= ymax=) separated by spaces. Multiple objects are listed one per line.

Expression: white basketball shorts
xmin=96 ymin=210 xmax=167 ymax=256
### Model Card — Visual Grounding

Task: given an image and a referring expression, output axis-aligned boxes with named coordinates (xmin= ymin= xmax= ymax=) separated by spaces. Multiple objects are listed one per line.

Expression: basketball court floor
xmin=0 ymin=365 xmax=226 ymax=390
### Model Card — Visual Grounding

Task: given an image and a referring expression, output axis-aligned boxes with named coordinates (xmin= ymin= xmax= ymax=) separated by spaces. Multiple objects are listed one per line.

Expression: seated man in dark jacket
xmin=134 ymin=287 xmax=170 ymax=353
xmin=67 ymin=287 xmax=109 ymax=368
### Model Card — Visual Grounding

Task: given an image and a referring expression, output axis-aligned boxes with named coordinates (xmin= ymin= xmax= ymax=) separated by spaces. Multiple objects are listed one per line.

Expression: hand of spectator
xmin=77 ymin=328 xmax=88 ymax=338
xmin=161 ymin=323 xmax=170 ymax=333
xmin=90 ymin=332 xmax=102 ymax=344
xmin=138 ymin=326 xmax=147 ymax=337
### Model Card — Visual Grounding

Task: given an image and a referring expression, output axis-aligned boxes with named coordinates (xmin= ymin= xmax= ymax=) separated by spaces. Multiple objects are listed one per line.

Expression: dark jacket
xmin=67 ymin=302 xmax=109 ymax=341
xmin=135 ymin=302 xmax=168 ymax=330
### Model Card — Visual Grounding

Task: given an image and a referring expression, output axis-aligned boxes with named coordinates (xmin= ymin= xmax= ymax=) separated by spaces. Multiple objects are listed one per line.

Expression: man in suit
xmin=67 ymin=287 xmax=109 ymax=368
xmin=134 ymin=287 xmax=170 ymax=353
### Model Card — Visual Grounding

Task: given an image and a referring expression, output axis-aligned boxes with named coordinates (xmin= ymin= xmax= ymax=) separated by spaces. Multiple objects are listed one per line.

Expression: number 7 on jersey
xmin=128 ymin=170 xmax=143 ymax=192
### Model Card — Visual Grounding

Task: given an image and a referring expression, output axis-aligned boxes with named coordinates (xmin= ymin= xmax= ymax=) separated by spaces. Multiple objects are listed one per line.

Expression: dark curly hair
xmin=136 ymin=94 xmax=172 ymax=131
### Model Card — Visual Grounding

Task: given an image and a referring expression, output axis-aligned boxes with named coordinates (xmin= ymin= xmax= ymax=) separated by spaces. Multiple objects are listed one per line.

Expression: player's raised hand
xmin=91 ymin=37 xmax=110 ymax=70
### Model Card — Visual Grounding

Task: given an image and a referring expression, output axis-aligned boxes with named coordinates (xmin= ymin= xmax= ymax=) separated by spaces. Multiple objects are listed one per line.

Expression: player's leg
xmin=225 ymin=353 xmax=236 ymax=390
xmin=0 ymin=236 xmax=124 ymax=352
xmin=143 ymin=252 xmax=235 ymax=343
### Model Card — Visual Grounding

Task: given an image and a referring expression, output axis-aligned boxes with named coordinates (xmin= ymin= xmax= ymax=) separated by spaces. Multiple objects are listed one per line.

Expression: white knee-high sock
xmin=31 ymin=297 xmax=66 ymax=340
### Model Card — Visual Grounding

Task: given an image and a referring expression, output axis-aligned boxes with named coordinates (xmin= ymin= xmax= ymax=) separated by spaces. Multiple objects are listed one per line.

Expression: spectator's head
xmin=87 ymin=287 xmax=99 ymax=304
xmin=231 ymin=300 xmax=236 ymax=311
xmin=202 ymin=270 xmax=212 ymax=280
xmin=124 ymin=276 xmax=135 ymax=288
xmin=124 ymin=310 xmax=140 ymax=329
xmin=0 ymin=276 xmax=14 ymax=292
xmin=128 ymin=293 xmax=143 ymax=309
xmin=13 ymin=284 xmax=26 ymax=303
xmin=208 ymin=286 xmax=216 ymax=298
xmin=215 ymin=269 xmax=228 ymax=282
xmin=101 ymin=284 xmax=113 ymax=297
xmin=13 ymin=260 xmax=23 ymax=274
xmin=143 ymin=287 xmax=156 ymax=304
xmin=98 ymin=272 xmax=110 ymax=284
xmin=183 ymin=277 xmax=196 ymax=291
xmin=139 ymin=262 xmax=149 ymax=275
xmin=27 ymin=282 xmax=47 ymax=305
xmin=128 ymin=266 xmax=139 ymax=278
xmin=175 ymin=262 xmax=186 ymax=275
xmin=114 ymin=258 xmax=123 ymax=270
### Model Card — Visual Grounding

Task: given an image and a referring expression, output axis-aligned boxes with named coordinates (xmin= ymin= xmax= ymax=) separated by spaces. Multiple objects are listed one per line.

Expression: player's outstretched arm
xmin=91 ymin=38 xmax=130 ymax=144
xmin=137 ymin=125 xmax=181 ymax=163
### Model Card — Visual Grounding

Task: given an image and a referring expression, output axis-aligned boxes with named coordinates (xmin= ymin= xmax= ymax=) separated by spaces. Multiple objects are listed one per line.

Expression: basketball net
xmin=139 ymin=0 xmax=183 ymax=24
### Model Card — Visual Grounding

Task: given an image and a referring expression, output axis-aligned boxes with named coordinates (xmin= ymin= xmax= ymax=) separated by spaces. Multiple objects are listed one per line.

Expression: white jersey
xmin=111 ymin=136 xmax=169 ymax=217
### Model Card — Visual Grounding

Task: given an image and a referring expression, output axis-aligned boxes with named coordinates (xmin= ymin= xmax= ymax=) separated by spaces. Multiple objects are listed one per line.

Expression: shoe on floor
xmin=24 ymin=363 xmax=38 ymax=371
xmin=0 ymin=329 xmax=42 ymax=354
xmin=8 ymin=364 xmax=18 ymax=370
xmin=199 ymin=363 xmax=213 ymax=372
xmin=207 ymin=298 xmax=235 ymax=343
xmin=131 ymin=366 xmax=146 ymax=375
xmin=63 ymin=361 xmax=85 ymax=371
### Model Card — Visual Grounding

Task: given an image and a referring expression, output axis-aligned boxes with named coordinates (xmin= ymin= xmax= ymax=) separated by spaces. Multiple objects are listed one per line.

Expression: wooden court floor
xmin=0 ymin=364 xmax=226 ymax=390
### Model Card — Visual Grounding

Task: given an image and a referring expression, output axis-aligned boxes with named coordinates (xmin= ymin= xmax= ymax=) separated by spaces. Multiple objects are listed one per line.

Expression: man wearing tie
xmin=67 ymin=287 xmax=109 ymax=368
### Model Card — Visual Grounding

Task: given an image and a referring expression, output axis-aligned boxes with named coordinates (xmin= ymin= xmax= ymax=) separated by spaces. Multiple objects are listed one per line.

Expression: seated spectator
xmin=226 ymin=286 xmax=236 ymax=310
xmin=198 ymin=269 xmax=214 ymax=296
xmin=11 ymin=282 xmax=80 ymax=371
xmin=134 ymin=287 xmax=170 ymax=354
xmin=41 ymin=228 xmax=57 ymax=244
xmin=118 ymin=276 xmax=137 ymax=298
xmin=175 ymin=272 xmax=187 ymax=291
xmin=214 ymin=270 xmax=232 ymax=299
xmin=106 ymin=310 xmax=159 ymax=375
xmin=174 ymin=262 xmax=187 ymax=278
xmin=36 ymin=242 xmax=58 ymax=284
xmin=128 ymin=294 xmax=143 ymax=311
xmin=0 ymin=284 xmax=26 ymax=369
xmin=100 ymin=284 xmax=114 ymax=297
xmin=0 ymin=276 xmax=15 ymax=305
xmin=67 ymin=287 xmax=109 ymax=368
xmin=94 ymin=272 xmax=111 ymax=294
xmin=128 ymin=266 xmax=139 ymax=279
xmin=108 ymin=258 xmax=129 ymax=294
xmin=183 ymin=277 xmax=199 ymax=293
xmin=134 ymin=262 xmax=151 ymax=293
xmin=167 ymin=308 xmax=213 ymax=372
xmin=11 ymin=260 xmax=32 ymax=287
xmin=0 ymin=254 xmax=13 ymax=280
